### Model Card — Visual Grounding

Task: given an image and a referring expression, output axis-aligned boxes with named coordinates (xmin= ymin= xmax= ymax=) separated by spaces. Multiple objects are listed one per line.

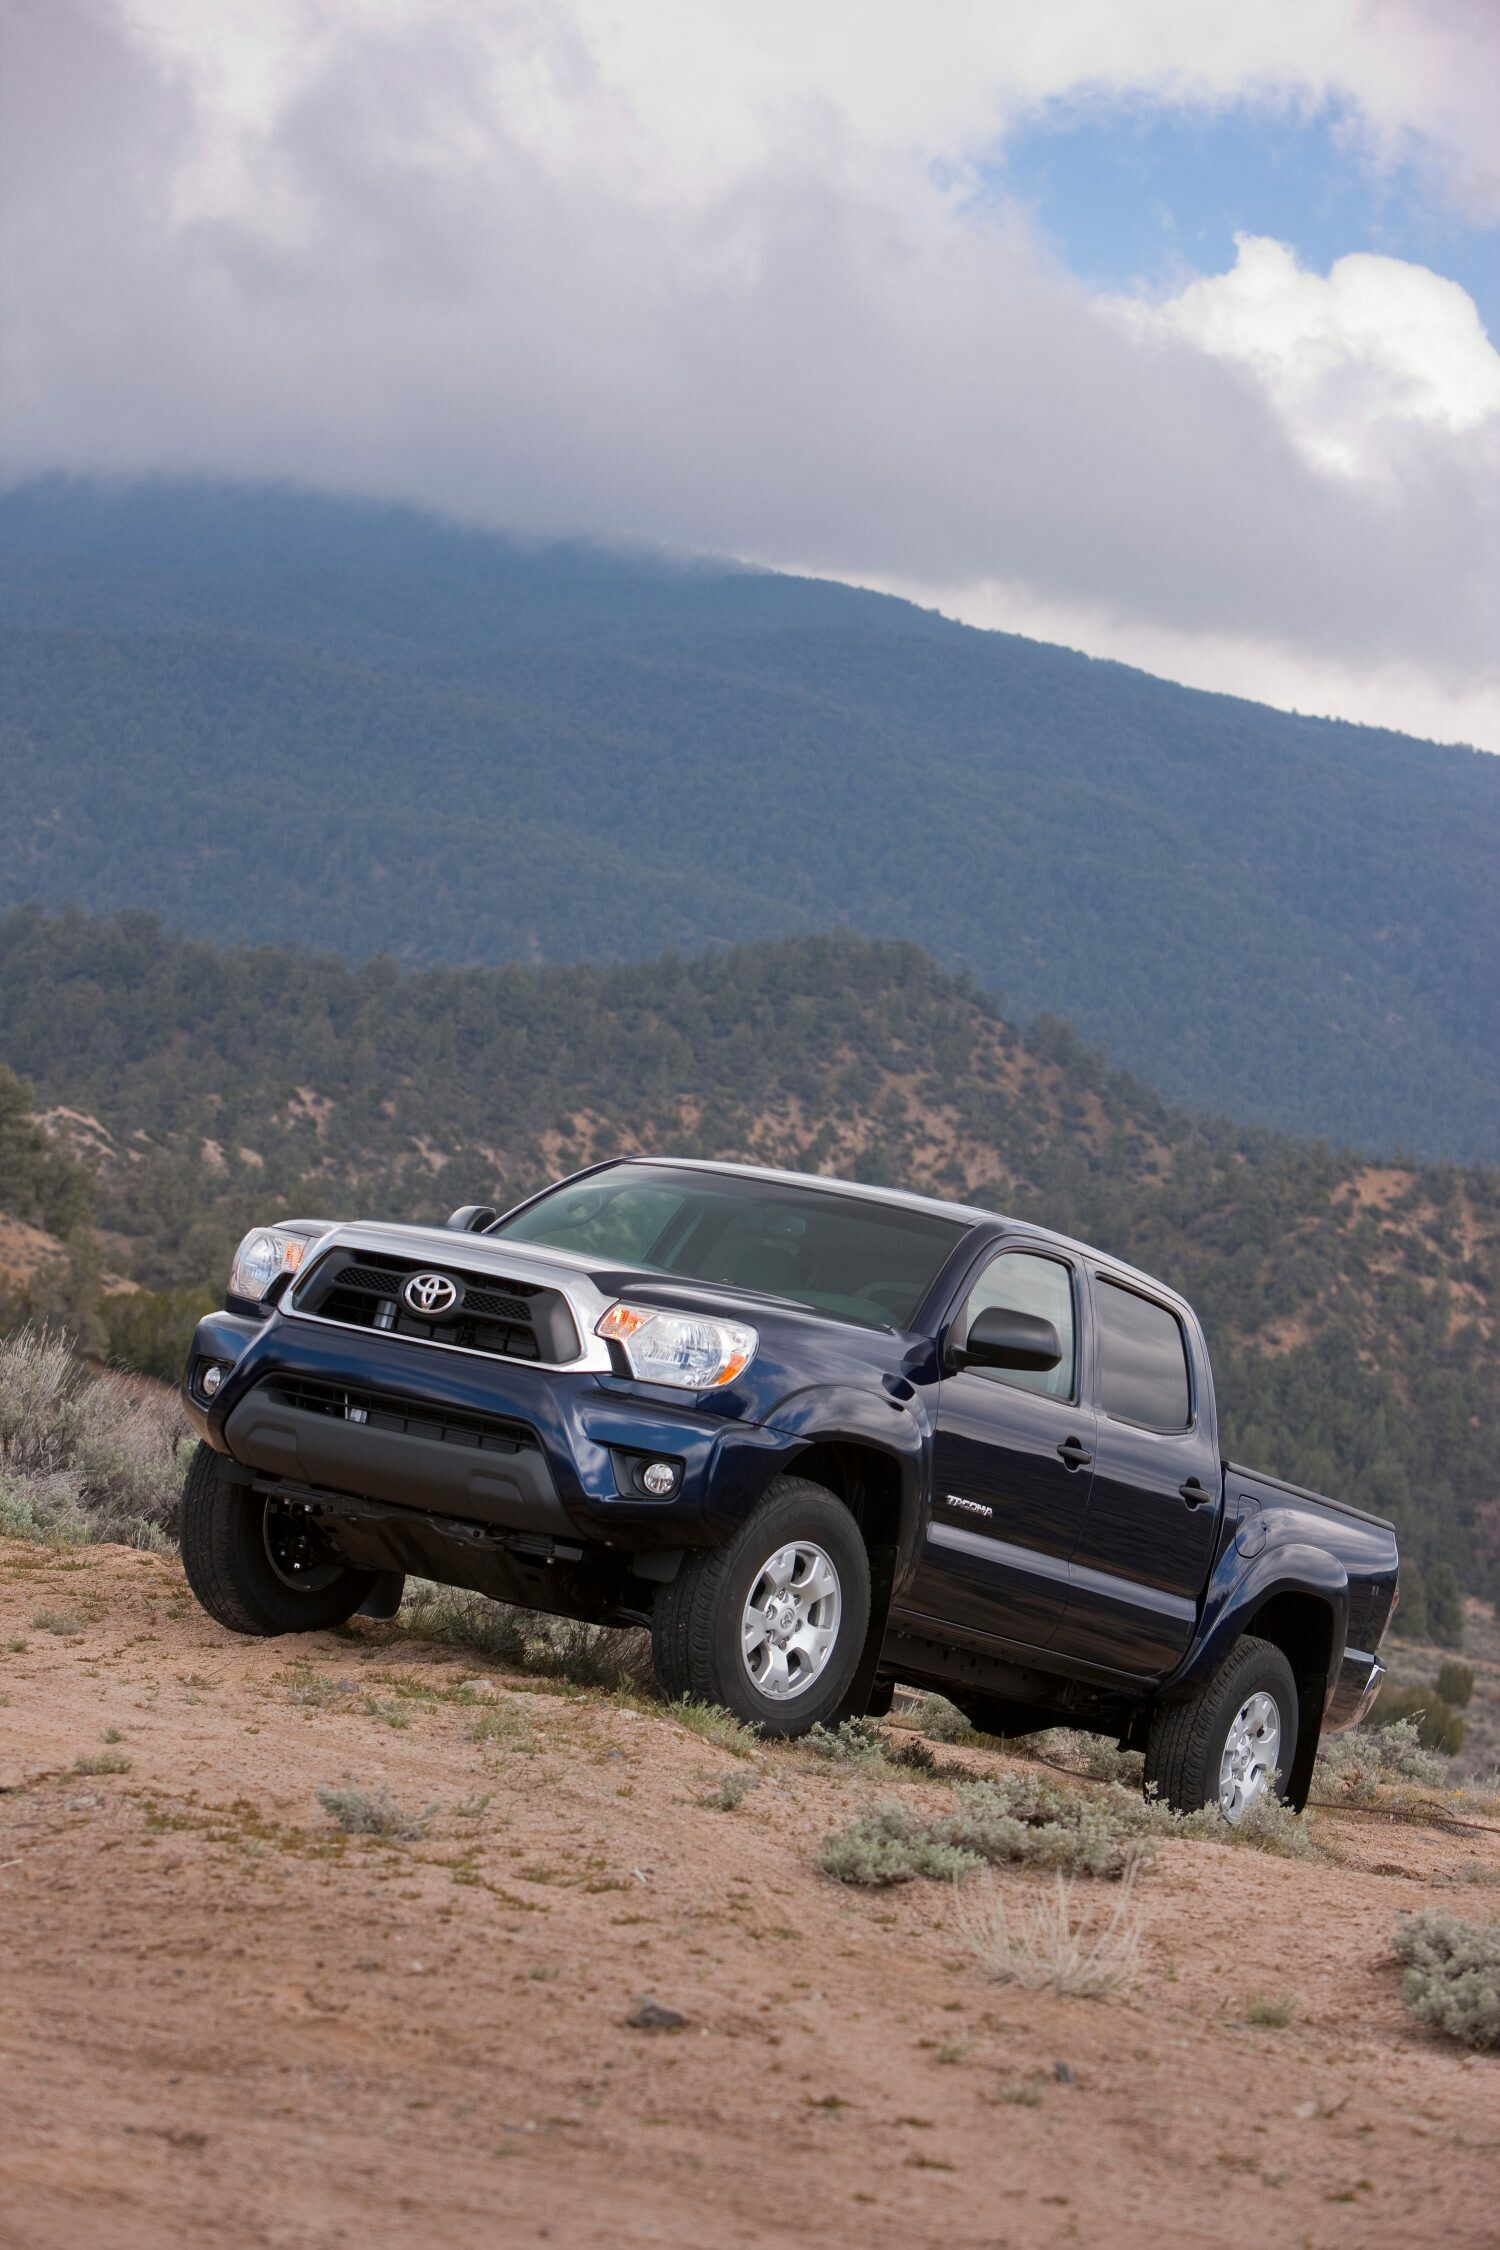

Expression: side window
xmin=961 ymin=1251 xmax=1076 ymax=1402
xmin=1095 ymin=1278 xmax=1192 ymax=1431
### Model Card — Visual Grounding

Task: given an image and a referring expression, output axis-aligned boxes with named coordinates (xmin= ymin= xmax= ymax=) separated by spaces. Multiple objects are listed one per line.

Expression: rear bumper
xmin=183 ymin=1304 xmax=791 ymax=1552
xmin=1323 ymin=1649 xmax=1387 ymax=1733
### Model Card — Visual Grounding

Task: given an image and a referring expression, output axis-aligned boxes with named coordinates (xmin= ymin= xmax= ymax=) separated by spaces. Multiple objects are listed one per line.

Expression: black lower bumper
xmin=222 ymin=1379 xmax=575 ymax=1542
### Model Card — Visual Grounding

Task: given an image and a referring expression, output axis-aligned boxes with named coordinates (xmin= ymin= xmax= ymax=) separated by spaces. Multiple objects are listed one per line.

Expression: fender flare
xmin=761 ymin=1381 xmax=928 ymax=1554
xmin=1166 ymin=1543 xmax=1348 ymax=1810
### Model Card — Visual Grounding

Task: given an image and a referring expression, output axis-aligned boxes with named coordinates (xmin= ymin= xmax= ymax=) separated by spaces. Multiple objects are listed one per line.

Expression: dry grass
xmin=396 ymin=1580 xmax=654 ymax=1692
xmin=956 ymin=1868 xmax=1146 ymax=1999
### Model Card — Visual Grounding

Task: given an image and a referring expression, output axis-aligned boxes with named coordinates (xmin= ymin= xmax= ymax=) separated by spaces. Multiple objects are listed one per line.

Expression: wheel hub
xmin=740 ymin=1539 xmax=842 ymax=1702
xmin=262 ymin=1497 xmax=344 ymax=1594
xmin=1218 ymin=1689 xmax=1282 ymax=1822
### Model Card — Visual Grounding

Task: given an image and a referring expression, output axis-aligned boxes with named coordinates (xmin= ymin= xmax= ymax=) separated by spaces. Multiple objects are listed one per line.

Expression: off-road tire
xmin=1144 ymin=1633 xmax=1298 ymax=1818
xmin=650 ymin=1476 xmax=871 ymax=1736
xmin=179 ymin=1441 xmax=376 ymax=1637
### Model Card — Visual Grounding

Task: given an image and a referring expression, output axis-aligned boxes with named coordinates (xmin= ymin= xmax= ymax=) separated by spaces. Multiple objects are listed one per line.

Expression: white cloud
xmin=1 ymin=0 xmax=1497 ymax=745
xmin=1125 ymin=233 xmax=1500 ymax=477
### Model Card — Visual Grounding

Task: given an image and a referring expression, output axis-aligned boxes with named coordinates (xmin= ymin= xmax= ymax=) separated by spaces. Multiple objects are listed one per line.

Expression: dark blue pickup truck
xmin=180 ymin=1158 xmax=1398 ymax=1821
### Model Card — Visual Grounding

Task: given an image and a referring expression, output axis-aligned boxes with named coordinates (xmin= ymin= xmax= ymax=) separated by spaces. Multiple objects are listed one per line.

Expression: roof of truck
xmin=615 ymin=1155 xmax=1192 ymax=1312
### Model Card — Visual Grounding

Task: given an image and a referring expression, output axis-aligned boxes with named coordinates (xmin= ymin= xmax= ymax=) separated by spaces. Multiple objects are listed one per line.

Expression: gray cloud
xmin=1 ymin=1 xmax=1496 ymax=724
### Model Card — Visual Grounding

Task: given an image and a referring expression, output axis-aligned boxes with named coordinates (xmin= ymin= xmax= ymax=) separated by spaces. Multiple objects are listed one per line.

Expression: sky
xmin=2 ymin=1 xmax=1498 ymax=748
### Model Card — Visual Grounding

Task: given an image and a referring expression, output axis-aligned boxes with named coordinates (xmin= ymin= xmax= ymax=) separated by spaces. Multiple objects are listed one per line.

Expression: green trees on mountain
xmin=2 ymin=480 xmax=1497 ymax=1157
xmin=0 ymin=908 xmax=1494 ymax=1614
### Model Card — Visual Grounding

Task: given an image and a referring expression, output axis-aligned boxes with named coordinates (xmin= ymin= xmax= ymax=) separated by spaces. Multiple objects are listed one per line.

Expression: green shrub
xmin=818 ymin=1767 xmax=1313 ymax=1889
xmin=802 ymin=1718 xmax=888 ymax=1766
xmin=102 ymin=1285 xmax=219 ymax=1383
xmin=1012 ymin=1727 xmax=1146 ymax=1786
xmin=314 ymin=1782 xmax=430 ymax=1839
xmin=1394 ymin=1912 xmax=1500 ymax=2051
xmin=696 ymin=1770 xmax=758 ymax=1811
xmin=904 ymin=1693 xmax=975 ymax=1744
xmin=1315 ymin=1711 xmax=1449 ymax=1800
xmin=1436 ymin=1661 xmax=1475 ymax=1710
xmin=74 ymin=1749 xmax=131 ymax=1775
xmin=1425 ymin=1565 xmax=1465 ymax=1651
xmin=667 ymin=1698 xmax=759 ymax=1758
xmin=820 ymin=1773 xmax=1160 ymax=1888
xmin=1369 ymin=1682 xmax=1464 ymax=1757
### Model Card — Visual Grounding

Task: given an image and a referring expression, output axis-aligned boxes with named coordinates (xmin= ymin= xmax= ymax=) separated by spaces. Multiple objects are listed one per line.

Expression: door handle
xmin=1056 ymin=1436 xmax=1093 ymax=1471
xmin=1179 ymin=1478 xmax=1215 ymax=1508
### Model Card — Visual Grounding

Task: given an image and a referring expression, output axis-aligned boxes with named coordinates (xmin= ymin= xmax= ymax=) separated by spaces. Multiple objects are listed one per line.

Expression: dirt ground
xmin=2 ymin=1539 xmax=1497 ymax=2250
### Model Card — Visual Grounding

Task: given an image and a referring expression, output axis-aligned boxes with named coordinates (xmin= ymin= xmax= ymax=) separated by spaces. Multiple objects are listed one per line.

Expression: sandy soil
xmin=2 ymin=1538 xmax=1497 ymax=2250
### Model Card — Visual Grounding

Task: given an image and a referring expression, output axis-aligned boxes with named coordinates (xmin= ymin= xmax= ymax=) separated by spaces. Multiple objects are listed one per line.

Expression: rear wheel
xmin=179 ymin=1441 xmax=376 ymax=1636
xmin=1144 ymin=1633 xmax=1298 ymax=1820
xmin=651 ymin=1477 xmax=870 ymax=1735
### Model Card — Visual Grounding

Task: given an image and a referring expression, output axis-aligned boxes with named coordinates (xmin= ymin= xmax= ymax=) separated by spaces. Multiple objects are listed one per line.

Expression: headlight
xmin=596 ymin=1304 xmax=757 ymax=1389
xmin=228 ymin=1226 xmax=309 ymax=1304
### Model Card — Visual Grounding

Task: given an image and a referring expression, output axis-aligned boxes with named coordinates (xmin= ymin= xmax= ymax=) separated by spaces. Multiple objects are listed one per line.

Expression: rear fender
xmin=1173 ymin=1541 xmax=1348 ymax=1693
xmin=1169 ymin=1544 xmax=1347 ymax=1810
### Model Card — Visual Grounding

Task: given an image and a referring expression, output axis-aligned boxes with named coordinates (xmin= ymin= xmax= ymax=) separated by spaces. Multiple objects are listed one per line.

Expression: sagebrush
xmin=315 ymin=1783 xmax=431 ymax=1840
xmin=818 ymin=1769 xmax=1313 ymax=1889
xmin=1314 ymin=1713 xmax=1449 ymax=1802
xmin=1394 ymin=1912 xmax=1500 ymax=2051
xmin=0 ymin=1326 xmax=188 ymax=1548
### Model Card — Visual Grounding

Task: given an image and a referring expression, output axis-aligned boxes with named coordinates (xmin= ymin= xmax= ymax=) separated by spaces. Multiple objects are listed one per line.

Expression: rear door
xmin=907 ymin=1245 xmax=1096 ymax=1649
xmin=1052 ymin=1272 xmax=1223 ymax=1677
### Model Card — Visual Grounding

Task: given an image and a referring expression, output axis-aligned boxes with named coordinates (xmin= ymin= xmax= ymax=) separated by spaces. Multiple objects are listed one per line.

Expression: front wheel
xmin=651 ymin=1477 xmax=871 ymax=1735
xmin=1144 ymin=1633 xmax=1298 ymax=1821
xmin=179 ymin=1441 xmax=377 ymax=1636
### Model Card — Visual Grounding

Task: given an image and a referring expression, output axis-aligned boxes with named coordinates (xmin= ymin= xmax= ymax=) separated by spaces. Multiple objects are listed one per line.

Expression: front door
xmin=909 ymin=1247 xmax=1096 ymax=1650
xmin=1053 ymin=1273 xmax=1223 ymax=1677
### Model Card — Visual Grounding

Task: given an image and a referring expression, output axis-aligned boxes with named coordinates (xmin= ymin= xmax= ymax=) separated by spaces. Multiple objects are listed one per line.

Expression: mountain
xmin=1 ymin=479 xmax=1496 ymax=1160
xmin=0 ymin=907 xmax=1494 ymax=1628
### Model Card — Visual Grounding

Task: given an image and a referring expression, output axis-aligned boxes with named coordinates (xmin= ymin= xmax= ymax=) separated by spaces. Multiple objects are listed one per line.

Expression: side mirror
xmin=445 ymin=1205 xmax=498 ymax=1234
xmin=959 ymin=1305 xmax=1062 ymax=1373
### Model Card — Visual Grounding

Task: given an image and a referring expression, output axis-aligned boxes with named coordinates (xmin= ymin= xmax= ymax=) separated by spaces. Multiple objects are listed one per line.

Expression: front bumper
xmin=183 ymin=1304 xmax=791 ymax=1553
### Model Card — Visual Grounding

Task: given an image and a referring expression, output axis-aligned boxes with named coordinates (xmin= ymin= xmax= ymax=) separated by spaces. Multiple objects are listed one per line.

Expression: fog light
xmin=200 ymin=1363 xmax=224 ymax=1399
xmin=641 ymin=1460 xmax=677 ymax=1496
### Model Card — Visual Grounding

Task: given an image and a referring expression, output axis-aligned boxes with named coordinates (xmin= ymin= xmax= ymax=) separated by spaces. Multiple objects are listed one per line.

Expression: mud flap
xmin=356 ymin=1570 xmax=406 ymax=1621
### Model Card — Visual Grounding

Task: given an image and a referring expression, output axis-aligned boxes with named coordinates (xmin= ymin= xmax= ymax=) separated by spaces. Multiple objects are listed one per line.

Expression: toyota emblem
xmin=402 ymin=1271 xmax=460 ymax=1318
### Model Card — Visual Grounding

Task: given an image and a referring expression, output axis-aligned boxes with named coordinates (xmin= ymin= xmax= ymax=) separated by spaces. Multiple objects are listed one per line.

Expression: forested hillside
xmin=0 ymin=905 xmax=1493 ymax=1630
xmin=2 ymin=480 xmax=1496 ymax=1159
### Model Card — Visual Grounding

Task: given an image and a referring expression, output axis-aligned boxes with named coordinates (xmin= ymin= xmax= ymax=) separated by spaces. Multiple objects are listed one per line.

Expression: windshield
xmin=493 ymin=1166 xmax=967 ymax=1329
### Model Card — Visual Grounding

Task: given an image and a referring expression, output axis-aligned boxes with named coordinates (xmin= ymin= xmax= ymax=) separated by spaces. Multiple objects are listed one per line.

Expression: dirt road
xmin=2 ymin=1537 xmax=1496 ymax=2249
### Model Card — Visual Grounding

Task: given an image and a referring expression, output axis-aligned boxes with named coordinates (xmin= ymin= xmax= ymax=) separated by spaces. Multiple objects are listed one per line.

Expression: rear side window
xmin=1095 ymin=1279 xmax=1191 ymax=1431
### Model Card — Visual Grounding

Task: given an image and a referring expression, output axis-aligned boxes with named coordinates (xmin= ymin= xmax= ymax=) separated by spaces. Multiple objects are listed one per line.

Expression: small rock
xmin=1052 ymin=2061 xmax=1076 ymax=2085
xmin=628 ymin=1997 xmax=688 ymax=2033
xmin=461 ymin=1679 xmax=499 ymax=1700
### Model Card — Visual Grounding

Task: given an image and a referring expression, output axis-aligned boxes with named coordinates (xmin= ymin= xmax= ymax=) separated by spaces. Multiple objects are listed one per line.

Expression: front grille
xmin=269 ymin=1376 xmax=540 ymax=1456
xmin=291 ymin=1248 xmax=580 ymax=1365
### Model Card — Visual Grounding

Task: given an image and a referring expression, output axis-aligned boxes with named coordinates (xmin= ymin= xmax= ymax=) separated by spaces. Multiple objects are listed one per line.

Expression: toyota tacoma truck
xmin=179 ymin=1158 xmax=1398 ymax=1820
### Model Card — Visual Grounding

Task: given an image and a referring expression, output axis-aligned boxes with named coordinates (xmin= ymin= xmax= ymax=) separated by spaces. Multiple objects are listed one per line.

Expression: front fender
xmin=761 ymin=1380 xmax=932 ymax=1587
